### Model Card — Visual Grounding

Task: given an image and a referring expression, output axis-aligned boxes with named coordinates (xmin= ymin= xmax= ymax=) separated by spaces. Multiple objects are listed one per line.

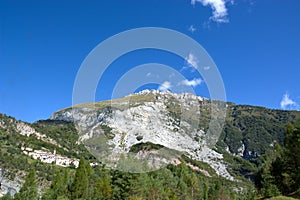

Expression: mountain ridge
xmin=1 ymin=90 xmax=299 ymax=198
xmin=50 ymin=89 xmax=300 ymax=179
xmin=51 ymin=90 xmax=231 ymax=177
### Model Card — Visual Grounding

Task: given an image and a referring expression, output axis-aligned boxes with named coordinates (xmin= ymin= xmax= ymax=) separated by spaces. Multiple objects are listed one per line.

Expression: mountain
xmin=1 ymin=90 xmax=299 ymax=199
xmin=0 ymin=114 xmax=93 ymax=197
xmin=51 ymin=90 xmax=234 ymax=179
xmin=51 ymin=90 xmax=300 ymax=178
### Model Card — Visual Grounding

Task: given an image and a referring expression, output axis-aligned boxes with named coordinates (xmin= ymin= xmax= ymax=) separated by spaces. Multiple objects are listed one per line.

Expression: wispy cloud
xmin=158 ymin=81 xmax=172 ymax=91
xmin=179 ymin=78 xmax=203 ymax=87
xmin=188 ymin=25 xmax=196 ymax=33
xmin=280 ymin=93 xmax=298 ymax=110
xmin=185 ymin=53 xmax=199 ymax=69
xmin=146 ymin=72 xmax=151 ymax=77
xmin=191 ymin=0 xmax=231 ymax=23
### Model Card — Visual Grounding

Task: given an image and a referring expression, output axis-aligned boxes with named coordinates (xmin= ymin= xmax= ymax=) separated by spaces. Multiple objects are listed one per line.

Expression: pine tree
xmin=94 ymin=176 xmax=112 ymax=200
xmin=281 ymin=124 xmax=300 ymax=196
xmin=14 ymin=168 xmax=38 ymax=200
xmin=188 ymin=172 xmax=201 ymax=199
xmin=255 ymin=124 xmax=300 ymax=198
xmin=71 ymin=158 xmax=89 ymax=200
xmin=42 ymin=169 xmax=70 ymax=200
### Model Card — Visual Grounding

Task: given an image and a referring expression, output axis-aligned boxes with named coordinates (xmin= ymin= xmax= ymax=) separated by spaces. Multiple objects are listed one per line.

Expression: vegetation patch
xmin=129 ymin=142 xmax=164 ymax=153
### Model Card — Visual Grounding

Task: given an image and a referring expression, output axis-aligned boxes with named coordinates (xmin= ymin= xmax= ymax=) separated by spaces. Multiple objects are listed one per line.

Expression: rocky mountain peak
xmin=51 ymin=90 xmax=233 ymax=180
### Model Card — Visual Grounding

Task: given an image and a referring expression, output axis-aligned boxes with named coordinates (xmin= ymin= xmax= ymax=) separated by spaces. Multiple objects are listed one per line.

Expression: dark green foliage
xmin=32 ymin=120 xmax=78 ymax=150
xmin=255 ymin=124 xmax=300 ymax=199
xmin=129 ymin=142 xmax=164 ymax=153
xmin=40 ymin=159 xmax=113 ymax=200
xmin=31 ymin=120 xmax=95 ymax=160
xmin=2 ymin=156 xmax=256 ymax=200
xmin=14 ymin=169 xmax=38 ymax=200
xmin=1 ymin=104 xmax=300 ymax=200
xmin=222 ymin=105 xmax=300 ymax=160
xmin=273 ymin=124 xmax=300 ymax=197
xmin=110 ymin=170 xmax=135 ymax=200
xmin=181 ymin=155 xmax=217 ymax=176
xmin=41 ymin=169 xmax=70 ymax=200
xmin=94 ymin=175 xmax=112 ymax=200
xmin=0 ymin=114 xmax=86 ymax=184
xmin=255 ymin=160 xmax=281 ymax=198
xmin=70 ymin=158 xmax=90 ymax=199
xmin=128 ymin=163 xmax=235 ymax=200
xmin=222 ymin=151 xmax=257 ymax=181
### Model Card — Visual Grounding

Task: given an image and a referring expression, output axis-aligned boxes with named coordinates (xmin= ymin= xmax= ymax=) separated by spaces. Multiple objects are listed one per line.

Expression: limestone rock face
xmin=51 ymin=90 xmax=233 ymax=180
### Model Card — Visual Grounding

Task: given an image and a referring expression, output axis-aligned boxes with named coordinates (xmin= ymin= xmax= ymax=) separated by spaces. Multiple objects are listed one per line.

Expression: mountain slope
xmin=1 ymin=90 xmax=299 ymax=198
xmin=51 ymin=90 xmax=233 ymax=179
xmin=51 ymin=90 xmax=300 ymax=179
xmin=221 ymin=104 xmax=299 ymax=160
xmin=0 ymin=114 xmax=93 ymax=196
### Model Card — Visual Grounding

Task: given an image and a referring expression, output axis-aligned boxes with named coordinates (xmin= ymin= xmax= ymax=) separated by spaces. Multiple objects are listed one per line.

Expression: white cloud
xmin=280 ymin=93 xmax=298 ymax=110
xmin=188 ymin=25 xmax=196 ymax=33
xmin=146 ymin=72 xmax=151 ymax=77
xmin=180 ymin=78 xmax=203 ymax=87
xmin=191 ymin=0 xmax=231 ymax=23
xmin=158 ymin=81 xmax=172 ymax=91
xmin=185 ymin=53 xmax=199 ymax=69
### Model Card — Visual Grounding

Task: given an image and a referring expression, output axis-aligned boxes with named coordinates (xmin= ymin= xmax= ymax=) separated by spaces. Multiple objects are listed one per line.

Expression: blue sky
xmin=0 ymin=0 xmax=299 ymax=122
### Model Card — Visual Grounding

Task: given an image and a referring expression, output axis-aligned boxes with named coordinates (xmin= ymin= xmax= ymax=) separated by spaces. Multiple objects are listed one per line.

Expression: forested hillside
xmin=1 ymin=96 xmax=300 ymax=199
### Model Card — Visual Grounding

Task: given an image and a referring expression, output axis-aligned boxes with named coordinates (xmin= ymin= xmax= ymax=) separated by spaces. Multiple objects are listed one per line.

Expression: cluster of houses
xmin=21 ymin=147 xmax=98 ymax=168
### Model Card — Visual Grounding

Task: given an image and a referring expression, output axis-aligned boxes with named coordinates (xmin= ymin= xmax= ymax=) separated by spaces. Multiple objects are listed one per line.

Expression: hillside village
xmin=21 ymin=147 xmax=98 ymax=168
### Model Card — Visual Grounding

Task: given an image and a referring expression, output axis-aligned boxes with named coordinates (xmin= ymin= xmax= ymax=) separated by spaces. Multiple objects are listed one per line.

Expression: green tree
xmin=111 ymin=170 xmax=135 ymax=200
xmin=255 ymin=124 xmax=300 ymax=198
xmin=255 ymin=156 xmax=281 ymax=198
xmin=283 ymin=124 xmax=300 ymax=195
xmin=187 ymin=172 xmax=201 ymax=199
xmin=70 ymin=158 xmax=89 ymax=200
xmin=42 ymin=169 xmax=70 ymax=200
xmin=14 ymin=169 xmax=38 ymax=200
xmin=94 ymin=175 xmax=112 ymax=200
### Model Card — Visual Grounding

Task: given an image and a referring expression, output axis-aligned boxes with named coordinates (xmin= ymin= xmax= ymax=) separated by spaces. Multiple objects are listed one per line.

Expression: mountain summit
xmin=1 ymin=90 xmax=299 ymax=198
xmin=51 ymin=90 xmax=300 ymax=179
xmin=51 ymin=90 xmax=231 ymax=179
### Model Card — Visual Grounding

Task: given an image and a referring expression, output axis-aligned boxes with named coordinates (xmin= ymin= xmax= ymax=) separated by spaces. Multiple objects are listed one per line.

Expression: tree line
xmin=1 ymin=124 xmax=300 ymax=199
xmin=1 ymin=157 xmax=255 ymax=200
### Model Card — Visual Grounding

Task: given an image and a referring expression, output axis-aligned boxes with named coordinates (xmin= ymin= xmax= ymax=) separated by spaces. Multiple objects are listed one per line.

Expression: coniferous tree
xmin=94 ymin=175 xmax=112 ymax=200
xmin=42 ymin=169 xmax=70 ymax=200
xmin=255 ymin=156 xmax=281 ymax=198
xmin=255 ymin=124 xmax=300 ymax=198
xmin=14 ymin=169 xmax=38 ymax=200
xmin=188 ymin=172 xmax=201 ymax=200
xmin=283 ymin=124 xmax=300 ymax=195
xmin=70 ymin=158 xmax=89 ymax=200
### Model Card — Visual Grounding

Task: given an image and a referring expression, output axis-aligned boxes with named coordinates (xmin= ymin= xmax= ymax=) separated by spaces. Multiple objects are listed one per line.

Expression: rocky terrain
xmin=51 ymin=89 xmax=300 ymax=180
xmin=1 ymin=90 xmax=299 ymax=198
xmin=51 ymin=90 xmax=234 ymax=179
